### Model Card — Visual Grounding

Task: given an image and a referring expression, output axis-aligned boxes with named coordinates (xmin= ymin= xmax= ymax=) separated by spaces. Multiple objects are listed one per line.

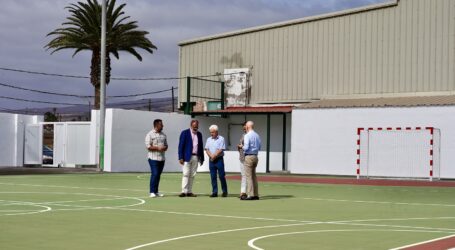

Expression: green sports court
xmin=1 ymin=172 xmax=454 ymax=250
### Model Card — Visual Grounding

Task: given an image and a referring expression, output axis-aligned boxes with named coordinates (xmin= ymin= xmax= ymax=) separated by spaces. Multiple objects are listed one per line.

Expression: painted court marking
xmin=1 ymin=181 xmax=455 ymax=249
xmin=124 ymin=222 xmax=455 ymax=250
xmin=0 ymin=191 xmax=145 ymax=215
xmin=389 ymin=233 xmax=455 ymax=250
xmin=0 ymin=181 xmax=146 ymax=193
xmin=125 ymin=223 xmax=315 ymax=250
xmin=2 ymin=181 xmax=455 ymax=208
xmin=247 ymin=229 xmax=455 ymax=250
xmin=300 ymin=197 xmax=455 ymax=207
xmin=0 ymin=200 xmax=52 ymax=216
xmin=1 ymin=190 xmax=453 ymax=249
xmin=0 ymin=181 xmax=181 ymax=195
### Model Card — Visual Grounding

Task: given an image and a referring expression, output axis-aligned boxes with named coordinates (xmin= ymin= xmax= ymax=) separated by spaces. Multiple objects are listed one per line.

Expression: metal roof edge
xmin=179 ymin=0 xmax=399 ymax=46
xmin=295 ymin=95 xmax=455 ymax=109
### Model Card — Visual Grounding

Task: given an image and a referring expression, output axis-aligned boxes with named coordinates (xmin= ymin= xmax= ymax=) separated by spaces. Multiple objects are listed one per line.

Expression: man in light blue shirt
xmin=205 ymin=124 xmax=228 ymax=197
xmin=240 ymin=121 xmax=261 ymax=200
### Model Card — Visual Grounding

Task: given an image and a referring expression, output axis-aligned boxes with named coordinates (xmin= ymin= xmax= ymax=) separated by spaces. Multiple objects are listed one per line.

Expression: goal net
xmin=357 ymin=127 xmax=440 ymax=181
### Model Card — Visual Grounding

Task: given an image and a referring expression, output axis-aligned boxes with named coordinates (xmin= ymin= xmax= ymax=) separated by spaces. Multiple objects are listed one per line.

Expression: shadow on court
xmin=258 ymin=195 xmax=294 ymax=200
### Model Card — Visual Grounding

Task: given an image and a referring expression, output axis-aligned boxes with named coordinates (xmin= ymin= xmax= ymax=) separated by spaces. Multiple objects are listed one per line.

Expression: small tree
xmin=45 ymin=0 xmax=157 ymax=109
xmin=44 ymin=112 xmax=58 ymax=122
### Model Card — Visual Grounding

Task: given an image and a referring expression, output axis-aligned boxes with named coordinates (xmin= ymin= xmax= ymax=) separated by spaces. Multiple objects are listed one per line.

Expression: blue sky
xmin=0 ymin=0 xmax=386 ymax=110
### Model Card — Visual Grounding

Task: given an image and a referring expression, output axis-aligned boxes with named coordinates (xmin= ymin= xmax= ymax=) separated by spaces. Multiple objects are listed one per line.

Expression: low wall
xmin=0 ymin=113 xmax=42 ymax=167
xmin=289 ymin=106 xmax=455 ymax=179
xmin=104 ymin=109 xmax=228 ymax=172
xmin=103 ymin=109 xmax=289 ymax=173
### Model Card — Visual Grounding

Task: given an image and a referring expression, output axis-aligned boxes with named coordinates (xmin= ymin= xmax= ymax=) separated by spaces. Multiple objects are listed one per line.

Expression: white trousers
xmin=239 ymin=160 xmax=247 ymax=193
xmin=182 ymin=155 xmax=199 ymax=193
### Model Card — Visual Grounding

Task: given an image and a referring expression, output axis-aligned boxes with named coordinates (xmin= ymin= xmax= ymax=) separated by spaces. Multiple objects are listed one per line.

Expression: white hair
xmin=209 ymin=124 xmax=218 ymax=131
xmin=246 ymin=121 xmax=254 ymax=128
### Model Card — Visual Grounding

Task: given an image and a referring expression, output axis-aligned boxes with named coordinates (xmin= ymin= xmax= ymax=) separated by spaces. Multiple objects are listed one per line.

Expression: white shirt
xmin=145 ymin=129 xmax=167 ymax=161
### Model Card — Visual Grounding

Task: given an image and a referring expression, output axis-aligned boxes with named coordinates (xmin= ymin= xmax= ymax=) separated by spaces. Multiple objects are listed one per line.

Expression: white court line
xmin=247 ymin=229 xmax=455 ymax=250
xmin=0 ymin=182 xmax=146 ymax=192
xmin=124 ymin=221 xmax=455 ymax=250
xmin=2 ymin=182 xmax=455 ymax=248
xmin=0 ymin=182 xmax=181 ymax=195
xmin=2 ymin=193 xmax=453 ymax=237
xmin=389 ymin=233 xmax=455 ymax=250
xmin=326 ymin=221 xmax=455 ymax=232
xmin=136 ymin=175 xmax=148 ymax=180
xmin=333 ymin=216 xmax=455 ymax=223
xmin=0 ymin=192 xmax=146 ymax=213
xmin=2 ymin=182 xmax=455 ymax=208
xmin=0 ymin=201 xmax=51 ymax=216
xmin=105 ymin=206 xmax=455 ymax=232
xmin=39 ymin=197 xmax=129 ymax=205
xmin=125 ymin=223 xmax=315 ymax=250
xmin=105 ymin=206 xmax=311 ymax=223
xmin=300 ymin=197 xmax=455 ymax=207
xmin=1 ymin=190 xmax=454 ymax=248
xmin=1 ymin=183 xmax=455 ymax=229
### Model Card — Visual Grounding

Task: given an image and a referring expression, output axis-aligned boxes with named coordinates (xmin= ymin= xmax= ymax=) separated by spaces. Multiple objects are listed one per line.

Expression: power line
xmin=0 ymin=95 xmax=85 ymax=106
xmin=0 ymin=67 xmax=89 ymax=79
xmin=0 ymin=81 xmax=91 ymax=98
xmin=108 ymin=87 xmax=178 ymax=98
xmin=0 ymin=66 xmax=237 ymax=80
xmin=107 ymin=98 xmax=177 ymax=107
xmin=0 ymin=81 xmax=178 ymax=98
xmin=0 ymin=94 xmax=176 ymax=107
xmin=0 ymin=107 xmax=42 ymax=115
xmin=0 ymin=107 xmax=20 ymax=113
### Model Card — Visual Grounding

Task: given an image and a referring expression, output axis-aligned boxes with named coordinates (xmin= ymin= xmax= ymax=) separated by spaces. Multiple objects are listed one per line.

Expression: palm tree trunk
xmin=94 ymin=85 xmax=100 ymax=110
xmin=106 ymin=55 xmax=111 ymax=85
xmin=91 ymin=49 xmax=101 ymax=109
xmin=91 ymin=49 xmax=111 ymax=109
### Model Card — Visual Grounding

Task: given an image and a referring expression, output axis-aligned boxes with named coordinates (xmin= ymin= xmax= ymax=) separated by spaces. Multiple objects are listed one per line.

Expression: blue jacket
xmin=178 ymin=128 xmax=204 ymax=163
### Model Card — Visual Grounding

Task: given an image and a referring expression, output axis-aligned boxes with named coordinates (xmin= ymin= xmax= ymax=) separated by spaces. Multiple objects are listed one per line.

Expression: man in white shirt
xmin=205 ymin=124 xmax=228 ymax=197
xmin=145 ymin=119 xmax=168 ymax=198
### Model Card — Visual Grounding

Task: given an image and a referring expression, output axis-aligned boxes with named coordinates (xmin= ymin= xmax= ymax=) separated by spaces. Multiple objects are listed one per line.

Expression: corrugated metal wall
xmin=179 ymin=0 xmax=455 ymax=104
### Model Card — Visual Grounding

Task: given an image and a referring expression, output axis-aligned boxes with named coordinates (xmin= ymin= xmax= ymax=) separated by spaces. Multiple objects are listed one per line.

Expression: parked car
xmin=43 ymin=145 xmax=53 ymax=165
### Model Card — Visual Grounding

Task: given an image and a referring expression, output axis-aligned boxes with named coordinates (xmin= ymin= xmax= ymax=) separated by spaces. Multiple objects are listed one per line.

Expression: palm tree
xmin=45 ymin=0 xmax=157 ymax=109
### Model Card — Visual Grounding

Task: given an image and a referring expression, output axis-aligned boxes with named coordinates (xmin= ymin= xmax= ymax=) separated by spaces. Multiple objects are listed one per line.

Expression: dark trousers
xmin=209 ymin=158 xmax=228 ymax=194
xmin=148 ymin=159 xmax=165 ymax=194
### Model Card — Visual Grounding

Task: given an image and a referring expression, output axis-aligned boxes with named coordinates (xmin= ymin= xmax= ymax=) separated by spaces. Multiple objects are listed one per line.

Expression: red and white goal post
xmin=356 ymin=127 xmax=441 ymax=181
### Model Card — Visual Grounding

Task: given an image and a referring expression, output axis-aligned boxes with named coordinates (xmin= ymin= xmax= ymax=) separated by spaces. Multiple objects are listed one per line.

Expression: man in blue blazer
xmin=178 ymin=120 xmax=204 ymax=197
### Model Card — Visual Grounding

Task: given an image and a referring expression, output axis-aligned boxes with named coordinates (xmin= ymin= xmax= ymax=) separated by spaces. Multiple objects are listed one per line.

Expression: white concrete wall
xmin=289 ymin=106 xmax=455 ymax=179
xmin=90 ymin=110 xmax=100 ymax=166
xmin=103 ymin=109 xmax=291 ymax=173
xmin=0 ymin=113 xmax=42 ymax=167
xmin=104 ymin=109 xmax=229 ymax=172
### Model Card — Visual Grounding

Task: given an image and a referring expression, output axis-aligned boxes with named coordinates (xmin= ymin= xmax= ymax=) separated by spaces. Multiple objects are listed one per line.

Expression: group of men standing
xmin=144 ymin=119 xmax=261 ymax=201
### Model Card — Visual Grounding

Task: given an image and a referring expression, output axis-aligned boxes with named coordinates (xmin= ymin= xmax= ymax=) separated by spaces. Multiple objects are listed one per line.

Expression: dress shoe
xmin=222 ymin=193 xmax=228 ymax=197
xmin=239 ymin=193 xmax=247 ymax=200
xmin=209 ymin=193 xmax=218 ymax=198
xmin=178 ymin=193 xmax=186 ymax=197
xmin=243 ymin=196 xmax=259 ymax=200
xmin=186 ymin=193 xmax=197 ymax=197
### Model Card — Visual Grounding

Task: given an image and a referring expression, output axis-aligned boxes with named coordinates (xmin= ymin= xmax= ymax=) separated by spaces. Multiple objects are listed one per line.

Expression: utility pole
xmin=171 ymin=86 xmax=175 ymax=112
xmin=148 ymin=99 xmax=151 ymax=111
xmin=98 ymin=0 xmax=107 ymax=172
